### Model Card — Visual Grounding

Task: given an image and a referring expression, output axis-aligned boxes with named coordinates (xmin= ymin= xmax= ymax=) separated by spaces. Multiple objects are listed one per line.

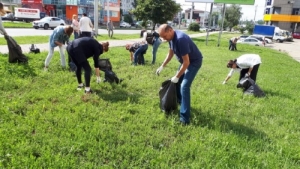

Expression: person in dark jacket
xmin=67 ymin=37 xmax=109 ymax=94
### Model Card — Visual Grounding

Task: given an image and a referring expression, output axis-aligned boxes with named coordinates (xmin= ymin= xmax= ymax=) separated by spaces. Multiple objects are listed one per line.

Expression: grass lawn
xmin=0 ymin=31 xmax=201 ymax=45
xmin=0 ymin=33 xmax=300 ymax=168
xmin=0 ymin=34 xmax=141 ymax=45
xmin=3 ymin=21 xmax=33 ymax=28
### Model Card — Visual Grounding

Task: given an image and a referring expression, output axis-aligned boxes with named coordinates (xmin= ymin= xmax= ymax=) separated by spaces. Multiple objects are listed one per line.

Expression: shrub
xmin=188 ymin=23 xmax=200 ymax=32
xmin=239 ymin=27 xmax=246 ymax=34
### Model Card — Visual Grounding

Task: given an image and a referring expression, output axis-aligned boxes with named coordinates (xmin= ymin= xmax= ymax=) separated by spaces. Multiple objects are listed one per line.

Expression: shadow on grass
xmin=263 ymin=89 xmax=292 ymax=99
xmin=191 ymin=108 xmax=269 ymax=140
xmin=192 ymin=38 xmax=216 ymax=43
xmin=94 ymin=83 xmax=142 ymax=103
xmin=0 ymin=55 xmax=37 ymax=77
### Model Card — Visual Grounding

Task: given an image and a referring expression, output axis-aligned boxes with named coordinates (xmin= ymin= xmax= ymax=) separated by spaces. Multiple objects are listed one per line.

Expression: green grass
xmin=0 ymin=34 xmax=141 ymax=45
xmin=3 ymin=21 xmax=33 ymax=28
xmin=0 ymin=31 xmax=201 ymax=45
xmin=1 ymin=33 xmax=300 ymax=168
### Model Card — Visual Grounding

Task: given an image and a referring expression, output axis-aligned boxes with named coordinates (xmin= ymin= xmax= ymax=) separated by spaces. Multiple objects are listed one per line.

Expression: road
xmin=4 ymin=28 xmax=144 ymax=37
xmin=265 ymin=39 xmax=300 ymax=63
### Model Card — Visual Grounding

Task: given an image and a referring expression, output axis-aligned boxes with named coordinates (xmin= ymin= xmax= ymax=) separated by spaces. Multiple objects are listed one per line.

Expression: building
xmin=184 ymin=8 xmax=209 ymax=26
xmin=264 ymin=0 xmax=300 ymax=32
xmin=2 ymin=0 xmax=121 ymax=24
xmin=121 ymin=0 xmax=134 ymax=15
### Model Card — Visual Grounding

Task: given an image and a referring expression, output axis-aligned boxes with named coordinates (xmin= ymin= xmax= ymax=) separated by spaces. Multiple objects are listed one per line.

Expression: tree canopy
xmin=223 ymin=4 xmax=243 ymax=31
xmin=132 ymin=0 xmax=181 ymax=30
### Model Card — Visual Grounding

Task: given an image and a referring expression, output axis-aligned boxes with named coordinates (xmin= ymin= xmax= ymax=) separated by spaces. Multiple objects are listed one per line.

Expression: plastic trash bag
xmin=159 ymin=80 xmax=178 ymax=113
xmin=237 ymin=77 xmax=265 ymax=97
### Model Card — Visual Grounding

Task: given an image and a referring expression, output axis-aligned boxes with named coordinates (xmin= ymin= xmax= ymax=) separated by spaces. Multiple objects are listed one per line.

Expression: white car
xmin=237 ymin=38 xmax=265 ymax=46
xmin=120 ymin=21 xmax=131 ymax=28
xmin=33 ymin=17 xmax=65 ymax=30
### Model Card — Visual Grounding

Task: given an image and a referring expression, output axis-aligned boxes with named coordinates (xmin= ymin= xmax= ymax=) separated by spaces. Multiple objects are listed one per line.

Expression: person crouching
xmin=125 ymin=41 xmax=148 ymax=65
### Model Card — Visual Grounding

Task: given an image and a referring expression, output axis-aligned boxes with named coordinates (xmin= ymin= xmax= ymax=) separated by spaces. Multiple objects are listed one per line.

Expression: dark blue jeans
xmin=176 ymin=63 xmax=202 ymax=124
xmin=134 ymin=44 xmax=148 ymax=65
xmin=151 ymin=37 xmax=161 ymax=64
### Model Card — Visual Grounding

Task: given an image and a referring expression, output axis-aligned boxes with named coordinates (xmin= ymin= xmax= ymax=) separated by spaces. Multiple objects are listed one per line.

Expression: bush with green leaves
xmin=239 ymin=27 xmax=246 ymax=34
xmin=188 ymin=23 xmax=200 ymax=32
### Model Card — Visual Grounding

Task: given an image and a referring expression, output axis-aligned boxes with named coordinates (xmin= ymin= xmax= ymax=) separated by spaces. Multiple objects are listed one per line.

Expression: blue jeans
xmin=74 ymin=31 xmax=79 ymax=39
xmin=134 ymin=44 xmax=148 ymax=65
xmin=176 ymin=63 xmax=202 ymax=124
xmin=152 ymin=37 xmax=161 ymax=64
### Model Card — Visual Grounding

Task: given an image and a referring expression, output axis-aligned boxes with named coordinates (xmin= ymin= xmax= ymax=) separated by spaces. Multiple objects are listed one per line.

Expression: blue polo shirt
xmin=169 ymin=30 xmax=202 ymax=66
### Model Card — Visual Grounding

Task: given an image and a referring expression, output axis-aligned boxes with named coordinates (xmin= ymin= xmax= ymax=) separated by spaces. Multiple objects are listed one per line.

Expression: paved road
xmin=3 ymin=28 xmax=145 ymax=37
xmin=265 ymin=39 xmax=300 ymax=63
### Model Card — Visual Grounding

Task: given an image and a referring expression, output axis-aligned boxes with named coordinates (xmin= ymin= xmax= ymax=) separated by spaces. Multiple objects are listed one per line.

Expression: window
xmin=292 ymin=8 xmax=299 ymax=15
xmin=265 ymin=8 xmax=270 ymax=14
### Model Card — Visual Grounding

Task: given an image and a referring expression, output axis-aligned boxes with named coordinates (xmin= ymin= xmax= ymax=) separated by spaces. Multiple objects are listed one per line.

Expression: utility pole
xmin=107 ymin=0 xmax=110 ymax=24
xmin=94 ymin=0 xmax=98 ymax=34
xmin=190 ymin=2 xmax=194 ymax=25
xmin=205 ymin=3 xmax=213 ymax=46
xmin=253 ymin=5 xmax=258 ymax=23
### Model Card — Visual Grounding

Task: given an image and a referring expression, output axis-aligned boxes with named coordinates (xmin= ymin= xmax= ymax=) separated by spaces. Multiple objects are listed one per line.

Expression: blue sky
xmin=176 ymin=0 xmax=266 ymax=21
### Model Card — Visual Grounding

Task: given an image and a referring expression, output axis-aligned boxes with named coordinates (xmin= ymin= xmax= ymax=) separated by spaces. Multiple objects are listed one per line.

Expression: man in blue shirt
xmin=156 ymin=24 xmax=203 ymax=125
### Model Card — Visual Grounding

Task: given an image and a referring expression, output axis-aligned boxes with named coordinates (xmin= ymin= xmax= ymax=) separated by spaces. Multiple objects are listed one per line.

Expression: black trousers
xmin=67 ymin=44 xmax=92 ymax=87
xmin=239 ymin=64 xmax=260 ymax=82
xmin=73 ymin=59 xmax=92 ymax=87
xmin=229 ymin=40 xmax=237 ymax=51
xmin=80 ymin=32 xmax=92 ymax=38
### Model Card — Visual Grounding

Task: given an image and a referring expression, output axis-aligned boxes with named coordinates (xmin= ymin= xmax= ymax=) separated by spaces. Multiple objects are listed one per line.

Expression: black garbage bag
xmin=104 ymin=70 xmax=123 ymax=84
xmin=237 ymin=77 xmax=265 ymax=97
xmin=98 ymin=59 xmax=123 ymax=84
xmin=98 ymin=58 xmax=112 ymax=71
xmin=159 ymin=80 xmax=178 ymax=113
xmin=5 ymin=35 xmax=28 ymax=63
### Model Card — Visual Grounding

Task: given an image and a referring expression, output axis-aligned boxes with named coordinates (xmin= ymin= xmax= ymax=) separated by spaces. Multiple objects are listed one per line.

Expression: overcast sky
xmin=176 ymin=0 xmax=266 ymax=21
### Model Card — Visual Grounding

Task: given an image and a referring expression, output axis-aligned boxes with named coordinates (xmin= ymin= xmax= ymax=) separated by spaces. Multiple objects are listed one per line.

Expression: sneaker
xmin=77 ymin=84 xmax=84 ymax=90
xmin=85 ymin=89 xmax=93 ymax=94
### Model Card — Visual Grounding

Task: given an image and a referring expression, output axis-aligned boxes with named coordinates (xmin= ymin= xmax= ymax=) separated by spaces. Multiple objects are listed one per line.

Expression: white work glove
xmin=171 ymin=76 xmax=179 ymax=83
xmin=156 ymin=66 xmax=164 ymax=75
xmin=96 ymin=76 xmax=101 ymax=83
xmin=245 ymin=73 xmax=250 ymax=78
xmin=222 ymin=81 xmax=226 ymax=84
xmin=61 ymin=44 xmax=67 ymax=50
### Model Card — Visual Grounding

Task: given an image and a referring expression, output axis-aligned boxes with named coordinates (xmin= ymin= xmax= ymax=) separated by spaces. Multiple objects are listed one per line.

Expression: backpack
xmin=146 ymin=32 xmax=154 ymax=45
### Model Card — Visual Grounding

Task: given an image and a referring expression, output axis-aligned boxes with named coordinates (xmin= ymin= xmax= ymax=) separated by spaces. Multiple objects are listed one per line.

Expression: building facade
xmin=264 ymin=0 xmax=300 ymax=32
xmin=3 ymin=0 xmax=120 ymax=23
xmin=121 ymin=0 xmax=134 ymax=15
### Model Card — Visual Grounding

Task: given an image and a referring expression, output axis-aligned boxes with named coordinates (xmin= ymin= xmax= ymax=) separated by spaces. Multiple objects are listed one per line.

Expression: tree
xmin=124 ymin=14 xmax=133 ymax=24
xmin=224 ymin=4 xmax=242 ymax=31
xmin=132 ymin=0 xmax=181 ymax=30
xmin=256 ymin=20 xmax=264 ymax=25
xmin=132 ymin=0 xmax=138 ymax=8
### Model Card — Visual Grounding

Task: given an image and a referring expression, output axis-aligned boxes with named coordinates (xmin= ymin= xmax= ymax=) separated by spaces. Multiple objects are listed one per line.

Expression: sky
xmin=175 ymin=0 xmax=266 ymax=21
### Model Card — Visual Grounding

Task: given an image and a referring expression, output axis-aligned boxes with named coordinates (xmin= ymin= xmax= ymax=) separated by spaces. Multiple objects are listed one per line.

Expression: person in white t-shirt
xmin=79 ymin=13 xmax=93 ymax=38
xmin=223 ymin=54 xmax=262 ymax=84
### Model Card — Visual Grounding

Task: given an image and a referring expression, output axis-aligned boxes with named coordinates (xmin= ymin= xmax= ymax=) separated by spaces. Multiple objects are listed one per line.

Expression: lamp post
xmin=94 ymin=0 xmax=98 ymax=34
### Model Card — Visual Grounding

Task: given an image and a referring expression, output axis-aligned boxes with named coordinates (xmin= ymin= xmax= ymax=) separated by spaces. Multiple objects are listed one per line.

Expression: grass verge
xmin=0 ymin=33 xmax=299 ymax=168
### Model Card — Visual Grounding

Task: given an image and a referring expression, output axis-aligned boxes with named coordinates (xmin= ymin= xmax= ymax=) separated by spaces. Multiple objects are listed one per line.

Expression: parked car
xmin=120 ymin=21 xmax=131 ymax=28
xmin=292 ymin=32 xmax=300 ymax=39
xmin=249 ymin=35 xmax=272 ymax=44
xmin=33 ymin=17 xmax=65 ymax=30
xmin=239 ymin=35 xmax=249 ymax=40
xmin=237 ymin=38 xmax=265 ymax=46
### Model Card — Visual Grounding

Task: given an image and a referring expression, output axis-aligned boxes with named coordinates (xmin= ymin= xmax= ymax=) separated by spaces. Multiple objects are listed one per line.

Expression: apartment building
xmin=121 ymin=0 xmax=134 ymax=15
xmin=264 ymin=0 xmax=300 ymax=32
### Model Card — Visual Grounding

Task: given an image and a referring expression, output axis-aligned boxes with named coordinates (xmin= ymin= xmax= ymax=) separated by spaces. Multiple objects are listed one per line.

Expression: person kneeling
xmin=67 ymin=37 xmax=109 ymax=94
xmin=125 ymin=41 xmax=148 ymax=65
